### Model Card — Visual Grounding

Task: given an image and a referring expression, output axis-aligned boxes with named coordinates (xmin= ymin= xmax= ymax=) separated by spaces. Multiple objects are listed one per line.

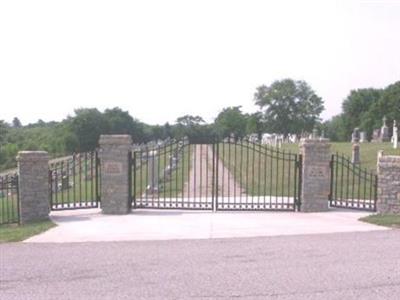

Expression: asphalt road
xmin=1 ymin=230 xmax=400 ymax=300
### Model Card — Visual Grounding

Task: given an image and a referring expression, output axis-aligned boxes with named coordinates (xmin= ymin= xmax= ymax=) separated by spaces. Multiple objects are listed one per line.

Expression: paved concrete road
xmin=2 ymin=230 xmax=400 ymax=300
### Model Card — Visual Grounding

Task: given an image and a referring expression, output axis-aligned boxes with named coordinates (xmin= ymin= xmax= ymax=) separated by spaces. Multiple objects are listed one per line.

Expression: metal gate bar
xmin=329 ymin=153 xmax=377 ymax=211
xmin=49 ymin=151 xmax=100 ymax=210
xmin=130 ymin=140 xmax=302 ymax=211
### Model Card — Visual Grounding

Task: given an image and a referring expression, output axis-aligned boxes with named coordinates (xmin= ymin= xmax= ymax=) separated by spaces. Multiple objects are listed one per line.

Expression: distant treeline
xmin=321 ymin=81 xmax=400 ymax=142
xmin=1 ymin=79 xmax=399 ymax=171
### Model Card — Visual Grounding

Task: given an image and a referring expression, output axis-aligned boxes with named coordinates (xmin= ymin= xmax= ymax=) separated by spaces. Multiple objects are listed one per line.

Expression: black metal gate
xmin=49 ymin=151 xmax=101 ymax=210
xmin=0 ymin=172 xmax=19 ymax=224
xmin=130 ymin=140 xmax=302 ymax=211
xmin=329 ymin=153 xmax=377 ymax=211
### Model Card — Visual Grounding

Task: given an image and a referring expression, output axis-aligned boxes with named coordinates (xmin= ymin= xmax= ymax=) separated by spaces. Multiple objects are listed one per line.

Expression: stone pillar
xmin=377 ymin=155 xmax=400 ymax=214
xmin=99 ymin=135 xmax=132 ymax=214
xmin=17 ymin=151 xmax=50 ymax=224
xmin=299 ymin=139 xmax=331 ymax=212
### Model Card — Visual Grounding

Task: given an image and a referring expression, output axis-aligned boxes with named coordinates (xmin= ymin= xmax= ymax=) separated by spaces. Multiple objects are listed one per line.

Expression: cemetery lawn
xmin=219 ymin=142 xmax=399 ymax=196
xmin=0 ymin=220 xmax=56 ymax=243
xmin=281 ymin=142 xmax=399 ymax=172
xmin=360 ymin=214 xmax=400 ymax=228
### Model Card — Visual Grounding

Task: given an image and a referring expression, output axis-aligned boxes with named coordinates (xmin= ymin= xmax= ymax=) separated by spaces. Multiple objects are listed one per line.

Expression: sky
xmin=0 ymin=0 xmax=399 ymax=126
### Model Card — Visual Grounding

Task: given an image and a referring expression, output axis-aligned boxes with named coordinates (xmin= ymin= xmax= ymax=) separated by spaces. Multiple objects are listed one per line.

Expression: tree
xmin=246 ymin=112 xmax=264 ymax=140
xmin=341 ymin=88 xmax=382 ymax=139
xmin=69 ymin=108 xmax=107 ymax=152
xmin=12 ymin=117 xmax=22 ymax=128
xmin=321 ymin=115 xmax=347 ymax=141
xmin=176 ymin=115 xmax=205 ymax=127
xmin=103 ymin=107 xmax=135 ymax=134
xmin=254 ymin=79 xmax=324 ymax=136
xmin=214 ymin=106 xmax=247 ymax=139
xmin=0 ymin=120 xmax=8 ymax=147
xmin=351 ymin=81 xmax=399 ymax=139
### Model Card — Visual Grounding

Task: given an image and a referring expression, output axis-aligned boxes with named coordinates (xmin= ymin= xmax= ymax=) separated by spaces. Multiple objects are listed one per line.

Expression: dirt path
xmin=182 ymin=144 xmax=245 ymax=198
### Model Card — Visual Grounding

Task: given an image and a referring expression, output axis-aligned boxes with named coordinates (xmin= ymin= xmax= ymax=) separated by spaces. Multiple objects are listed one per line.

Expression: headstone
xmin=312 ymin=128 xmax=318 ymax=139
xmin=147 ymin=150 xmax=159 ymax=193
xmin=351 ymin=128 xmax=360 ymax=143
xmin=392 ymin=120 xmax=398 ymax=149
xmin=381 ymin=116 xmax=390 ymax=142
xmin=360 ymin=131 xmax=367 ymax=143
xmin=372 ymin=129 xmax=381 ymax=143
xmin=351 ymin=143 xmax=360 ymax=164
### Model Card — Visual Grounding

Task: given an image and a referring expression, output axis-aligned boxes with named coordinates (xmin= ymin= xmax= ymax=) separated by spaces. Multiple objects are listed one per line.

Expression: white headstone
xmin=393 ymin=120 xmax=398 ymax=149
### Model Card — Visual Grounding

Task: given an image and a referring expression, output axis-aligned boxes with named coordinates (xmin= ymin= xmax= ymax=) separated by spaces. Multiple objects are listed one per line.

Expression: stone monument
xmin=371 ymin=129 xmax=381 ymax=143
xmin=380 ymin=116 xmax=390 ymax=142
xmin=146 ymin=150 xmax=159 ymax=193
xmin=393 ymin=120 xmax=398 ymax=149
xmin=359 ymin=131 xmax=367 ymax=143
xmin=352 ymin=143 xmax=360 ymax=164
xmin=351 ymin=128 xmax=360 ymax=143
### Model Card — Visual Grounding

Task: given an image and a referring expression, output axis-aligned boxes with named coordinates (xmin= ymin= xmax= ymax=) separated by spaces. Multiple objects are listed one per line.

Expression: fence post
xmin=377 ymin=155 xmax=400 ymax=214
xmin=299 ymin=139 xmax=331 ymax=212
xmin=98 ymin=135 xmax=132 ymax=214
xmin=17 ymin=151 xmax=50 ymax=224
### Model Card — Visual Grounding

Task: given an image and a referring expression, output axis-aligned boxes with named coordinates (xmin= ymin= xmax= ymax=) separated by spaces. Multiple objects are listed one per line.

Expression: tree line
xmin=1 ymin=79 xmax=399 ymax=171
xmin=322 ymin=81 xmax=400 ymax=141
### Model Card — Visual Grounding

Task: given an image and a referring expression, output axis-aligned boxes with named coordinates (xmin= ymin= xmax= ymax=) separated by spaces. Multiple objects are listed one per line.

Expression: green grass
xmin=0 ymin=220 xmax=56 ymax=243
xmin=360 ymin=214 xmax=400 ymax=228
xmin=219 ymin=143 xmax=299 ymax=197
xmin=218 ymin=142 xmax=399 ymax=198
xmin=0 ymin=192 xmax=19 ymax=225
xmin=49 ymin=156 xmax=99 ymax=206
xmin=281 ymin=142 xmax=399 ymax=172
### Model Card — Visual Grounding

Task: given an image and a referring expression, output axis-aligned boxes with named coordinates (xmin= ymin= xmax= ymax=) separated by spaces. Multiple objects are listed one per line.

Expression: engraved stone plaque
xmin=308 ymin=166 xmax=327 ymax=179
xmin=104 ymin=162 xmax=123 ymax=175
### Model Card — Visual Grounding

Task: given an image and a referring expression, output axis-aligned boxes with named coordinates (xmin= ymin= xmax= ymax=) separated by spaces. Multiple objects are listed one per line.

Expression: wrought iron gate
xmin=130 ymin=140 xmax=302 ymax=211
xmin=49 ymin=151 xmax=101 ymax=210
xmin=329 ymin=153 xmax=377 ymax=211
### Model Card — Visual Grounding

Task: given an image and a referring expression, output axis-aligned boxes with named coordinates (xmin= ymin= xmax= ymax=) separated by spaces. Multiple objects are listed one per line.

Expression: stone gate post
xmin=99 ymin=135 xmax=132 ymax=214
xmin=299 ymin=139 xmax=331 ymax=212
xmin=377 ymin=155 xmax=400 ymax=214
xmin=17 ymin=151 xmax=50 ymax=224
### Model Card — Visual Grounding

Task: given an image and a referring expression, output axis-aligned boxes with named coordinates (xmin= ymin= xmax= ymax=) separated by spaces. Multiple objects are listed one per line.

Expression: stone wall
xmin=377 ymin=155 xmax=400 ymax=214
xmin=99 ymin=135 xmax=132 ymax=214
xmin=299 ymin=139 xmax=331 ymax=212
xmin=17 ymin=151 xmax=50 ymax=223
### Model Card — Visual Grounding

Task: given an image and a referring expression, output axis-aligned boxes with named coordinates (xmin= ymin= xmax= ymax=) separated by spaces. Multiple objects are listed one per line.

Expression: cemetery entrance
xmin=130 ymin=140 xmax=302 ymax=211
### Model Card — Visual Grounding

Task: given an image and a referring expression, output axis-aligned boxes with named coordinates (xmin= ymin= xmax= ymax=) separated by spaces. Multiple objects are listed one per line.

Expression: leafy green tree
xmin=12 ymin=117 xmax=22 ymax=128
xmin=341 ymin=88 xmax=382 ymax=139
xmin=69 ymin=108 xmax=107 ymax=152
xmin=254 ymin=79 xmax=324 ymax=136
xmin=321 ymin=115 xmax=347 ymax=141
xmin=0 ymin=120 xmax=8 ymax=147
xmin=246 ymin=112 xmax=264 ymax=140
xmin=214 ymin=106 xmax=247 ymax=139
xmin=103 ymin=107 xmax=134 ymax=134
xmin=174 ymin=115 xmax=205 ymax=140
xmin=176 ymin=115 xmax=205 ymax=127
xmin=365 ymin=81 xmax=400 ymax=132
